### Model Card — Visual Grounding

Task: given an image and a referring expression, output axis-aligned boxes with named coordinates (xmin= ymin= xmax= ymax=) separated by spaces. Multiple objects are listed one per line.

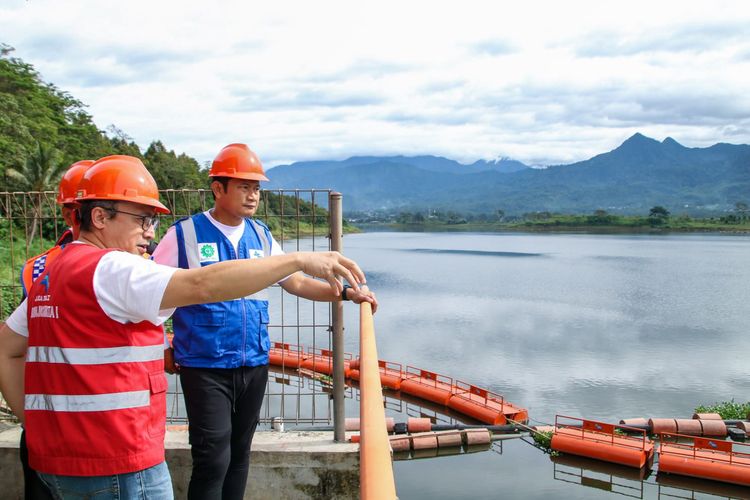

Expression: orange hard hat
xmin=75 ymin=155 xmax=170 ymax=214
xmin=209 ymin=143 xmax=269 ymax=182
xmin=57 ymin=160 xmax=95 ymax=205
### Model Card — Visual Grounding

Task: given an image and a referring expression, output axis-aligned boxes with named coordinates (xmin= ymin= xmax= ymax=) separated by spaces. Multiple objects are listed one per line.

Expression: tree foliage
xmin=6 ymin=140 xmax=67 ymax=191
xmin=0 ymin=45 xmax=113 ymax=188
xmin=649 ymin=206 xmax=670 ymax=217
xmin=145 ymin=141 xmax=205 ymax=189
xmin=0 ymin=45 xmax=209 ymax=192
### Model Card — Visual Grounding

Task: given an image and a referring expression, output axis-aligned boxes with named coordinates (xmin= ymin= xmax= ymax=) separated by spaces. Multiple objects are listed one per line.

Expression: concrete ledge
xmin=1 ymin=424 xmax=359 ymax=500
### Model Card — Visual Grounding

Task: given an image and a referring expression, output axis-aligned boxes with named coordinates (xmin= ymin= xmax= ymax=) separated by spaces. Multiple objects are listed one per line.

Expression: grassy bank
xmin=365 ymin=214 xmax=750 ymax=234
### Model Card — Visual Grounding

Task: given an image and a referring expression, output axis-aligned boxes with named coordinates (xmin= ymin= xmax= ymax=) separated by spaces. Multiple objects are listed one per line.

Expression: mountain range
xmin=265 ymin=133 xmax=750 ymax=215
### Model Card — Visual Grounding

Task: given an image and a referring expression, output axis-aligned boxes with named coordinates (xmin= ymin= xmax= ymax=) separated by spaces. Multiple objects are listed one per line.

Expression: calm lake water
xmin=164 ymin=230 xmax=748 ymax=498
xmin=336 ymin=231 xmax=750 ymax=499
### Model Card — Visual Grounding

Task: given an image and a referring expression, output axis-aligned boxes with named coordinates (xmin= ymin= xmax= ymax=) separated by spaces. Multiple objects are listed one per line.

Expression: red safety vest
xmin=20 ymin=228 xmax=75 ymax=297
xmin=25 ymin=243 xmax=167 ymax=476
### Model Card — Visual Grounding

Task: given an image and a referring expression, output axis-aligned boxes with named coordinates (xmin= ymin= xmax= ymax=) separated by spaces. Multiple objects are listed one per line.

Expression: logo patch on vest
xmin=198 ymin=243 xmax=219 ymax=262
xmin=250 ymin=249 xmax=264 ymax=259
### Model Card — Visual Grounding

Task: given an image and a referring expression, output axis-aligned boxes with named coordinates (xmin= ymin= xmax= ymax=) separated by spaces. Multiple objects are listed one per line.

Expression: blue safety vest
xmin=172 ymin=213 xmax=272 ymax=368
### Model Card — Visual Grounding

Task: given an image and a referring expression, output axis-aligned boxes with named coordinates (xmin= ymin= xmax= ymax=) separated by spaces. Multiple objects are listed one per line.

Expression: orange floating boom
xmin=269 ymin=343 xmax=529 ymax=426
xmin=658 ymin=433 xmax=750 ymax=487
xmin=551 ymin=415 xmax=655 ymax=469
xmin=358 ymin=294 xmax=397 ymax=500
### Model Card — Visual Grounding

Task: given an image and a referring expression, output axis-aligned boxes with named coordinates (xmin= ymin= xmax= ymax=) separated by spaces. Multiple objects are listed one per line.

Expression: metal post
xmin=329 ymin=192 xmax=345 ymax=442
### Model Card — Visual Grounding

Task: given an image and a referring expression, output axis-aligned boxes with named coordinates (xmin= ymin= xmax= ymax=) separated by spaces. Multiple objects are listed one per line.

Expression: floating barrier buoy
xmin=407 ymin=418 xmax=432 ymax=433
xmin=448 ymin=381 xmax=527 ymax=425
xmin=551 ymin=415 xmax=655 ymax=469
xmin=400 ymin=367 xmax=455 ymax=406
xmin=658 ymin=433 xmax=750 ymax=487
xmin=697 ymin=419 xmax=728 ymax=437
xmin=649 ymin=418 xmax=678 ymax=435
xmin=299 ymin=347 xmax=335 ymax=375
xmin=267 ymin=342 xmax=529 ymax=427
xmin=269 ymin=342 xmax=305 ymax=368
xmin=623 ymin=416 xmax=728 ymax=437
xmin=345 ymin=417 xmax=395 ymax=432
xmin=349 ymin=359 xmax=404 ymax=390
xmin=619 ymin=418 xmax=649 ymax=428
xmin=693 ymin=412 xmax=723 ymax=420
xmin=676 ymin=418 xmax=703 ymax=436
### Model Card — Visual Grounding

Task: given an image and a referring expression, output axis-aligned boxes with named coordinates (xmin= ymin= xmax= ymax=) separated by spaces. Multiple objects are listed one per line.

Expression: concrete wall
xmin=0 ymin=423 xmax=359 ymax=499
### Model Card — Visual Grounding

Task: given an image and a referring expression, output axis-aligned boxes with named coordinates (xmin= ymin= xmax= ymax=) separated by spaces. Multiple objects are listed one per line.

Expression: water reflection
xmin=550 ymin=453 xmax=750 ymax=499
xmin=552 ymin=454 xmax=650 ymax=498
xmin=655 ymin=472 xmax=750 ymax=499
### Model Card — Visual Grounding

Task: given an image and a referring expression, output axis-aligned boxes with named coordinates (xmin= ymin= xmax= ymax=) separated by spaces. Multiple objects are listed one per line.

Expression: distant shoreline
xmin=353 ymin=222 xmax=750 ymax=235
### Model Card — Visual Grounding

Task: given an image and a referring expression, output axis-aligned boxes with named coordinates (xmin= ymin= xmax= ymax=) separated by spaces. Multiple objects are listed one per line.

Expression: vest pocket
xmin=148 ymin=371 xmax=167 ymax=438
xmin=194 ymin=311 xmax=226 ymax=326
xmin=259 ymin=309 xmax=270 ymax=353
xmin=189 ymin=310 xmax=228 ymax=355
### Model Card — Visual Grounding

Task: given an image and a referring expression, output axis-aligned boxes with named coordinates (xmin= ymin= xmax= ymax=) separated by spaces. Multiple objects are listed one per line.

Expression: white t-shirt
xmin=152 ymin=211 xmax=285 ymax=268
xmin=6 ymin=243 xmax=178 ymax=337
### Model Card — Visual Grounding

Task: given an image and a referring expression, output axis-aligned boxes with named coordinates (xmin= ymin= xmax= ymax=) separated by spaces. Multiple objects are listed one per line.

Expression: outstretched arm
xmin=160 ymin=251 xmax=365 ymax=310
xmin=0 ymin=323 xmax=28 ymax=424
xmin=280 ymin=272 xmax=378 ymax=312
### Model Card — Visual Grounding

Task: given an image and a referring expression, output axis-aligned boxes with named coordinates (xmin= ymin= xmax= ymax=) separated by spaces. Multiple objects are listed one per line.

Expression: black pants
xmin=180 ymin=365 xmax=268 ymax=500
xmin=20 ymin=429 xmax=54 ymax=500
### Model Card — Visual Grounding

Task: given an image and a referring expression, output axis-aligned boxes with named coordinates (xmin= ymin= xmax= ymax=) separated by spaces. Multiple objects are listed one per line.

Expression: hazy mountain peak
xmin=661 ymin=136 xmax=685 ymax=149
xmin=619 ymin=132 xmax=660 ymax=148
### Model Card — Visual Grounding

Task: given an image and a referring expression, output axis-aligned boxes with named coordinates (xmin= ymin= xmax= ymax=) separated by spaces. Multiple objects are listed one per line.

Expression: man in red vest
xmin=18 ymin=159 xmax=93 ymax=500
xmin=0 ymin=155 xmax=368 ymax=499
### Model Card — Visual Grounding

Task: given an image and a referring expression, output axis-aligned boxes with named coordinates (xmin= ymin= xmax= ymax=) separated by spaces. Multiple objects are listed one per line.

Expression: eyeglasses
xmin=107 ymin=208 xmax=159 ymax=231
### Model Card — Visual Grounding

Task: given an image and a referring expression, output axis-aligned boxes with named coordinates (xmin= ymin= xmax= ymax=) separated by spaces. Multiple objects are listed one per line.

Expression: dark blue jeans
xmin=180 ymin=365 xmax=268 ymax=500
xmin=37 ymin=461 xmax=172 ymax=500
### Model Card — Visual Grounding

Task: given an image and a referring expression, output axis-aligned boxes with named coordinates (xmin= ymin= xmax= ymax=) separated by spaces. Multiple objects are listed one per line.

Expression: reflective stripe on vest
xmin=178 ymin=217 xmax=271 ymax=301
xmin=27 ymin=344 xmax=164 ymax=365
xmin=25 ymin=390 xmax=150 ymax=412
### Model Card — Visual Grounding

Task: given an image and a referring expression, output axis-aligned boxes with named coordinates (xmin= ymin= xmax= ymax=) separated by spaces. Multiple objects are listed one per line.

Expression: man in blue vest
xmin=151 ymin=143 xmax=377 ymax=499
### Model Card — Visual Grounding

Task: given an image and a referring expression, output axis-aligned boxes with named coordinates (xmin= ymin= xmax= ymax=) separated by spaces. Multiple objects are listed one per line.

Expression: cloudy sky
xmin=1 ymin=0 xmax=749 ymax=168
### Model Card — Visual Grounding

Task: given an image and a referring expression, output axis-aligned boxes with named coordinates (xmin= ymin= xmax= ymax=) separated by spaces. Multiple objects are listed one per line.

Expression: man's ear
xmin=210 ymin=180 xmax=225 ymax=199
xmin=91 ymin=206 xmax=109 ymax=229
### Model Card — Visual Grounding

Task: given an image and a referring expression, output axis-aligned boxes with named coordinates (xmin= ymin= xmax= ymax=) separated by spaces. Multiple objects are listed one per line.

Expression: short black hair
xmin=209 ymin=176 xmax=231 ymax=200
xmin=78 ymin=200 xmax=118 ymax=232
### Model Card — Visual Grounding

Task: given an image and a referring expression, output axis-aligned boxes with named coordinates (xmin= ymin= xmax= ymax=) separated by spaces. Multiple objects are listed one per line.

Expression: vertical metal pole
xmin=329 ymin=192 xmax=345 ymax=442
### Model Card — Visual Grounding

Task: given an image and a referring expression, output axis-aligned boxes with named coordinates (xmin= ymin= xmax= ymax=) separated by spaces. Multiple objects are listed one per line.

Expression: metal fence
xmin=0 ymin=189 xmax=341 ymax=428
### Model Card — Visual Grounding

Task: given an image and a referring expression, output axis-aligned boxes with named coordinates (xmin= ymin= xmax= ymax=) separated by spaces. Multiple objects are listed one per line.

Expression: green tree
xmin=587 ymin=209 xmax=616 ymax=225
xmin=5 ymin=141 xmax=67 ymax=242
xmin=649 ymin=206 xmax=670 ymax=218
xmin=5 ymin=141 xmax=66 ymax=191
xmin=144 ymin=140 xmax=204 ymax=190
xmin=648 ymin=205 xmax=670 ymax=226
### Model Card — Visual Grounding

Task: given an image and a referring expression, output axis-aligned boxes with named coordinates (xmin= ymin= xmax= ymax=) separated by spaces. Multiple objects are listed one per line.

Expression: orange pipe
xmin=359 ymin=293 xmax=397 ymax=500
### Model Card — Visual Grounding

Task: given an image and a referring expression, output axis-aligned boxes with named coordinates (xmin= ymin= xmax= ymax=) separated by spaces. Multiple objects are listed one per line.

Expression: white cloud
xmin=1 ymin=0 xmax=749 ymax=168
